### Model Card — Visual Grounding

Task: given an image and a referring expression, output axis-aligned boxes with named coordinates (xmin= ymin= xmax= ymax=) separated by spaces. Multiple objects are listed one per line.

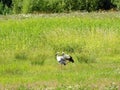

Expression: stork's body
xmin=56 ymin=52 xmax=66 ymax=66
xmin=56 ymin=55 xmax=66 ymax=65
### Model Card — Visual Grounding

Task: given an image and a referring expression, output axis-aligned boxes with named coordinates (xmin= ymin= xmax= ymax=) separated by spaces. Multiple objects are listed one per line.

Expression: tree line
xmin=0 ymin=0 xmax=119 ymax=14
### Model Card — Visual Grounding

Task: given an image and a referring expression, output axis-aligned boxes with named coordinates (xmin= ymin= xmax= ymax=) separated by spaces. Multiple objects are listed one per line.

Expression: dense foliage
xmin=0 ymin=0 xmax=120 ymax=14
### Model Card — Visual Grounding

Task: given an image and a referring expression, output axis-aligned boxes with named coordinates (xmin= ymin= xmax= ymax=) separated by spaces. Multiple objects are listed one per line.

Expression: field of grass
xmin=0 ymin=12 xmax=120 ymax=89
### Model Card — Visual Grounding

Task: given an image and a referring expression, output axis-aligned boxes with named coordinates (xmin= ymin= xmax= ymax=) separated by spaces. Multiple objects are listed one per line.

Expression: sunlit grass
xmin=0 ymin=12 xmax=120 ymax=89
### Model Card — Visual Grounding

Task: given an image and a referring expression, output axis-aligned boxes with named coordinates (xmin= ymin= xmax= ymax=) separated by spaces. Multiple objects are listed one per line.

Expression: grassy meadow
xmin=0 ymin=12 xmax=120 ymax=89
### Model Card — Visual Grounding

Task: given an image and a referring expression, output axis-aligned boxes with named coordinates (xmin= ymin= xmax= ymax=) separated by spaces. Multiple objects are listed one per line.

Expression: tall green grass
xmin=0 ymin=12 xmax=120 ymax=89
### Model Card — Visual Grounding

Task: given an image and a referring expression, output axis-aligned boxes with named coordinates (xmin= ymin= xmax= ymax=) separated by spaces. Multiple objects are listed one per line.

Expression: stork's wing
xmin=63 ymin=54 xmax=71 ymax=59
xmin=64 ymin=54 xmax=74 ymax=63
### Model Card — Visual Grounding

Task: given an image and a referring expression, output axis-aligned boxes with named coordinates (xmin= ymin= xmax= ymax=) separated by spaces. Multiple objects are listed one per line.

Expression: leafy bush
xmin=22 ymin=0 xmax=32 ymax=13
xmin=0 ymin=2 xmax=12 ymax=14
xmin=30 ymin=0 xmax=44 ymax=12
xmin=3 ymin=5 xmax=12 ymax=15
xmin=0 ymin=2 xmax=4 ymax=14
xmin=112 ymin=0 xmax=120 ymax=10
xmin=0 ymin=0 xmax=119 ymax=14
xmin=12 ymin=0 xmax=23 ymax=14
xmin=31 ymin=0 xmax=66 ymax=13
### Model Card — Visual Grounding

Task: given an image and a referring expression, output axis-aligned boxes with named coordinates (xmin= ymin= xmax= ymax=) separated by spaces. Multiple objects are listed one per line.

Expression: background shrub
xmin=112 ymin=0 xmax=120 ymax=10
xmin=0 ymin=2 xmax=12 ymax=14
xmin=0 ymin=0 xmax=119 ymax=14
xmin=0 ymin=2 xmax=4 ymax=14
xmin=12 ymin=0 xmax=23 ymax=14
xmin=22 ymin=0 xmax=33 ymax=13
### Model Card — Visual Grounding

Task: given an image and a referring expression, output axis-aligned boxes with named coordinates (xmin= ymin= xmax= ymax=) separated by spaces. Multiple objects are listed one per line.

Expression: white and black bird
xmin=62 ymin=52 xmax=74 ymax=63
xmin=55 ymin=52 xmax=74 ymax=68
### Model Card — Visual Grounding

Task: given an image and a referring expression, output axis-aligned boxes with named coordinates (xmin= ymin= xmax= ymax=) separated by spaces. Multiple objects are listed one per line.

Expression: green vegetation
xmin=0 ymin=0 xmax=120 ymax=14
xmin=0 ymin=12 xmax=120 ymax=89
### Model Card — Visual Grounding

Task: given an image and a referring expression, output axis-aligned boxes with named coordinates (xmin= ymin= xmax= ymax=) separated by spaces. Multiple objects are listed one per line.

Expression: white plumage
xmin=56 ymin=52 xmax=66 ymax=65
